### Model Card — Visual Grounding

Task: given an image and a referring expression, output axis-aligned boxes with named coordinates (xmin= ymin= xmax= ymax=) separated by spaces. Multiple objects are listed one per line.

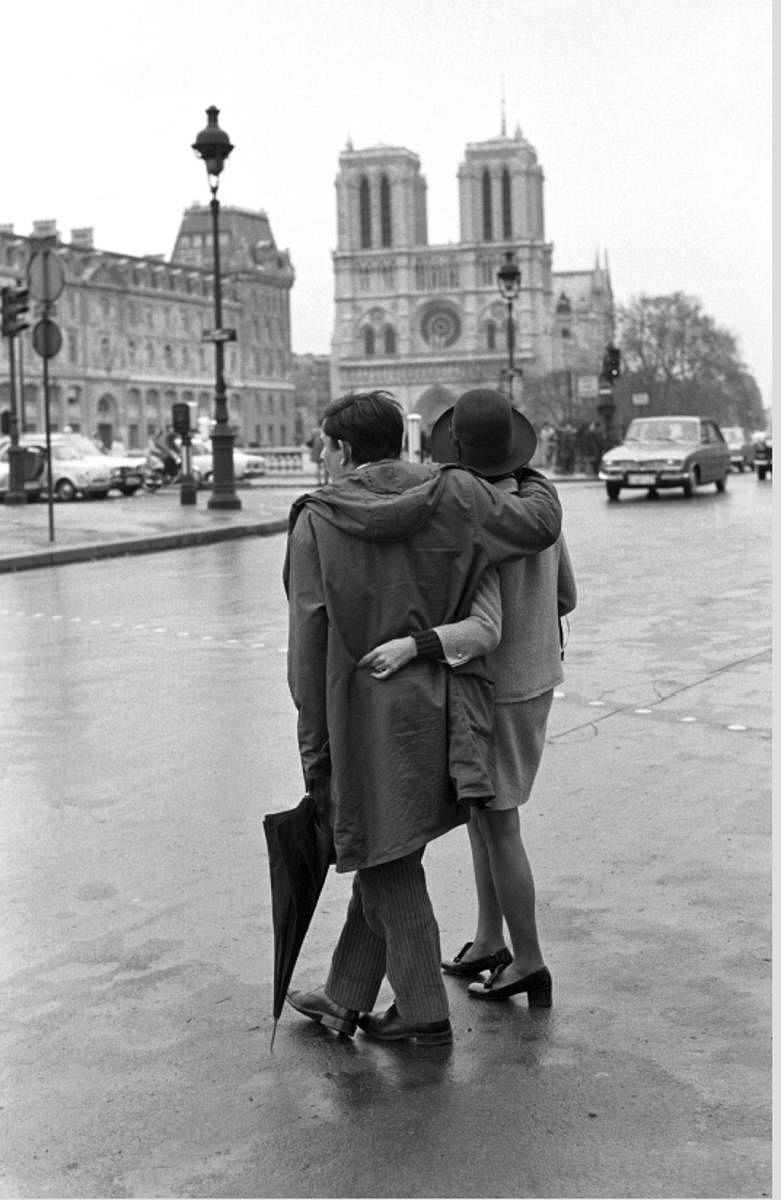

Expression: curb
xmin=0 ymin=518 xmax=289 ymax=574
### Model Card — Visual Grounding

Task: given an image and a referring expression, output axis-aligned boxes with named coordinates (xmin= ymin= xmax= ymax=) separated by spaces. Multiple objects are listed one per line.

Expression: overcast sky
xmin=4 ymin=0 xmax=772 ymax=406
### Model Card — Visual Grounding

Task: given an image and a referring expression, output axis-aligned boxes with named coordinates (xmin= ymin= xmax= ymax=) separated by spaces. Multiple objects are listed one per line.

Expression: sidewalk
xmin=0 ymin=469 xmax=593 ymax=573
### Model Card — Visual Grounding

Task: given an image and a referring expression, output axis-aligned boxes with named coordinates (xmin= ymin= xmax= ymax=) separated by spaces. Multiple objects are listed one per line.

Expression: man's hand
xmin=308 ymin=775 xmax=331 ymax=824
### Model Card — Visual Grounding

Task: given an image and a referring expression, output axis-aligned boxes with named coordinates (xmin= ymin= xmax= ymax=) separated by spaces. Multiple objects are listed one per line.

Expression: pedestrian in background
xmin=362 ymin=388 xmax=577 ymax=1006
xmin=283 ymin=390 xmax=562 ymax=1045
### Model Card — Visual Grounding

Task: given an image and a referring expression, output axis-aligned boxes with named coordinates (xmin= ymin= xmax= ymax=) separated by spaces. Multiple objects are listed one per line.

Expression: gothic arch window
xmin=482 ymin=169 xmax=493 ymax=241
xmin=486 ymin=320 xmax=497 ymax=351
xmin=359 ymin=175 xmax=372 ymax=248
xmin=502 ymin=168 xmax=512 ymax=239
xmin=363 ymin=326 xmax=376 ymax=356
xmin=380 ymin=174 xmax=392 ymax=247
xmin=383 ymin=326 xmax=397 ymax=355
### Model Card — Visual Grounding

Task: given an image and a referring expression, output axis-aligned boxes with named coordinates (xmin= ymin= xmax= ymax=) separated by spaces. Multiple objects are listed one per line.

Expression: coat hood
xmin=289 ymin=460 xmax=461 ymax=542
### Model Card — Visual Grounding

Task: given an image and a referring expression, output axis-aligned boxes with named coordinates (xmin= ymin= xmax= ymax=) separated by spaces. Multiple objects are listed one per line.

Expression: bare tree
xmin=616 ymin=292 xmax=764 ymax=428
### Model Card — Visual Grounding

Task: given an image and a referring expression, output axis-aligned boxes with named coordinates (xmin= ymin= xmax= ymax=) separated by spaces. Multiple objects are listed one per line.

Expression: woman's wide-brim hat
xmin=429 ymin=388 xmax=537 ymax=476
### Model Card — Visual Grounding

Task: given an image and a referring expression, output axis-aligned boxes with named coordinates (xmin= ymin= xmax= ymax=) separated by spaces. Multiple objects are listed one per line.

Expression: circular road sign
xmin=27 ymin=249 xmax=66 ymax=304
xmin=32 ymin=318 xmax=63 ymax=359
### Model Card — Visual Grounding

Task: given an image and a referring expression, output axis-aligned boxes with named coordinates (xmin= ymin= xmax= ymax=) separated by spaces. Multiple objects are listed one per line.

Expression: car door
xmin=703 ymin=420 xmax=727 ymax=479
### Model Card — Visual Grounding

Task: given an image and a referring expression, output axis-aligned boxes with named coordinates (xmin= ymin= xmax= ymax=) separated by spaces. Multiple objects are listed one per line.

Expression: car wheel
xmin=757 ymin=465 xmax=767 ymax=481
xmin=682 ymin=465 xmax=698 ymax=497
xmin=203 ymin=471 xmax=213 ymax=485
xmin=647 ymin=487 xmax=659 ymax=499
xmin=715 ymin=474 xmax=727 ymax=493
xmin=55 ymin=478 xmax=77 ymax=501
xmin=605 ymin=482 xmax=621 ymax=501
xmin=120 ymin=485 xmax=140 ymax=497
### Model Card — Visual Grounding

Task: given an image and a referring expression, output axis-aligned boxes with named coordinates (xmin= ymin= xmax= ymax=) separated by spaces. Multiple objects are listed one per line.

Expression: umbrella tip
xmin=270 ymin=1019 xmax=278 ymax=1053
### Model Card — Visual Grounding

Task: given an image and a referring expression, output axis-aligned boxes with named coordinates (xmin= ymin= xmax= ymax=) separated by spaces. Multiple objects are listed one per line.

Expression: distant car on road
xmin=0 ymin=440 xmax=46 ymax=502
xmin=721 ymin=426 xmax=755 ymax=472
xmin=599 ymin=415 xmax=730 ymax=501
xmin=753 ymin=433 xmax=772 ymax=481
xmin=188 ymin=437 xmax=266 ymax=485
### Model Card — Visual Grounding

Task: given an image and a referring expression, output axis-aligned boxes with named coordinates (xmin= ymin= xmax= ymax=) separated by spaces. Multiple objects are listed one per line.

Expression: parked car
xmin=19 ymin=433 xmax=112 ymax=500
xmin=721 ymin=426 xmax=755 ymax=472
xmin=88 ymin=438 xmax=146 ymax=496
xmin=598 ymin=416 xmax=730 ymax=501
xmin=0 ymin=440 xmax=46 ymax=501
xmin=753 ymin=433 xmax=772 ymax=481
xmin=187 ymin=437 xmax=266 ymax=484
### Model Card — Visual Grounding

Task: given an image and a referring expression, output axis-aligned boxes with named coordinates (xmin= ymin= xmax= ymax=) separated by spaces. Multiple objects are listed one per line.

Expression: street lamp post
xmin=497 ymin=250 xmax=521 ymax=402
xmin=192 ymin=106 xmax=241 ymax=511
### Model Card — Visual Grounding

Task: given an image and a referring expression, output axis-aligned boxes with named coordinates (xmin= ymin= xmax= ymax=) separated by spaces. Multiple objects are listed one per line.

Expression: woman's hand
xmin=358 ymin=636 xmax=417 ymax=679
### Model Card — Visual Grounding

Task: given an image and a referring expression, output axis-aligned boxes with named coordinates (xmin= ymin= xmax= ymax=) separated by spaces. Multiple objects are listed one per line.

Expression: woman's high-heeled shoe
xmin=441 ymin=941 xmax=512 ymax=978
xmin=467 ymin=964 xmax=552 ymax=1006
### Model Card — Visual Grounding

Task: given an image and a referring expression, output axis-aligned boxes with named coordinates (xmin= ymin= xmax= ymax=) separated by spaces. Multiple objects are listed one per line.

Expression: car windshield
xmin=51 ymin=444 xmax=79 ymax=461
xmin=60 ymin=434 xmax=104 ymax=455
xmin=625 ymin=419 xmax=699 ymax=444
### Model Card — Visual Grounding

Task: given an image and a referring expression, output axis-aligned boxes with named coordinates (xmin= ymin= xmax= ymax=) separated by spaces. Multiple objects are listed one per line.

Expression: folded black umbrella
xmin=263 ymin=792 xmax=333 ymax=1049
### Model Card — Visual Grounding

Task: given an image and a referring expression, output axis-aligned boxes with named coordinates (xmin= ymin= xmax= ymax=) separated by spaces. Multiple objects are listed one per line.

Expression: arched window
xmin=383 ymin=326 xmax=396 ymax=355
xmin=380 ymin=174 xmax=392 ymax=247
xmin=359 ymin=175 xmax=372 ymax=248
xmin=482 ymin=169 xmax=493 ymax=241
xmin=486 ymin=320 xmax=497 ymax=351
xmin=502 ymin=167 xmax=512 ymax=239
xmin=363 ymin=327 xmax=375 ymax=356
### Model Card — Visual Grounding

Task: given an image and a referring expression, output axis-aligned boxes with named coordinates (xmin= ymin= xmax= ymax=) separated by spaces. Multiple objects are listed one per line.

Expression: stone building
xmin=331 ymin=125 xmax=614 ymax=429
xmin=291 ymin=352 xmax=332 ymax=444
xmin=0 ymin=207 xmax=295 ymax=450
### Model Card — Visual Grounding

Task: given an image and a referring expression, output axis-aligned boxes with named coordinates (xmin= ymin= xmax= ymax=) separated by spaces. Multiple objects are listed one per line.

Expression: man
xmin=283 ymin=390 xmax=561 ymax=1045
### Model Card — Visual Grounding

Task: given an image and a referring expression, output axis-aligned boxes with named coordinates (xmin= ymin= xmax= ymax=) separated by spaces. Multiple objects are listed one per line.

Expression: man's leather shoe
xmin=286 ymin=988 xmax=358 ymax=1036
xmin=357 ymin=1002 xmax=453 ymax=1045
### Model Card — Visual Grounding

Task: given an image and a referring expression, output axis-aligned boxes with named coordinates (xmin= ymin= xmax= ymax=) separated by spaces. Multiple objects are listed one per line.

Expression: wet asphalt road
xmin=0 ymin=472 xmax=772 ymax=1198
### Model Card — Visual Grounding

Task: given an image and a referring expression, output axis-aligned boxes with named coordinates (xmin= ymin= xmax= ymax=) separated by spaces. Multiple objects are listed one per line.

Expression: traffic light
xmin=604 ymin=345 xmax=621 ymax=380
xmin=1 ymin=287 xmax=30 ymax=338
xmin=171 ymin=402 xmax=191 ymax=437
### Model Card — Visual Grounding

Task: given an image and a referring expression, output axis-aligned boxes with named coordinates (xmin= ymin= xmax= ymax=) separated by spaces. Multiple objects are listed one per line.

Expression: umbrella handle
xmin=269 ymin=1018 xmax=279 ymax=1053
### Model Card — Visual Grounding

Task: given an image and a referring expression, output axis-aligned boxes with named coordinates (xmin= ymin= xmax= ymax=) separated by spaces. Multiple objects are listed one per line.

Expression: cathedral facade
xmin=0 ymin=207 xmax=295 ymax=450
xmin=331 ymin=126 xmax=614 ymax=428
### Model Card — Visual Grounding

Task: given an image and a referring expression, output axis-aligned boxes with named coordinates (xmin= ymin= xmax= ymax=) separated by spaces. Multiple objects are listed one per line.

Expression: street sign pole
xmin=42 ymin=350 xmax=54 ymax=542
xmin=4 ymin=329 xmax=25 ymax=505
xmin=28 ymin=247 xmax=66 ymax=544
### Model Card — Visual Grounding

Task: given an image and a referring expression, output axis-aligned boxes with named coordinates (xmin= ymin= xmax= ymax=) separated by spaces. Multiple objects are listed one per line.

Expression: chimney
xmin=70 ymin=227 xmax=94 ymax=249
xmin=31 ymin=219 xmax=60 ymax=243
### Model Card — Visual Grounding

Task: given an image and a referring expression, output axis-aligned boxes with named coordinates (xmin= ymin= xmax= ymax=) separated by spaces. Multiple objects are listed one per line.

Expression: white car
xmin=0 ymin=440 xmax=46 ymax=501
xmin=187 ymin=437 xmax=266 ymax=484
xmin=19 ymin=433 xmax=112 ymax=500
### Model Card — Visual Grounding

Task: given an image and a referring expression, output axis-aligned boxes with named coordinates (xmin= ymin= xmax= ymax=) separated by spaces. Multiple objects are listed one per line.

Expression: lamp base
xmin=207 ymin=494 xmax=242 ymax=511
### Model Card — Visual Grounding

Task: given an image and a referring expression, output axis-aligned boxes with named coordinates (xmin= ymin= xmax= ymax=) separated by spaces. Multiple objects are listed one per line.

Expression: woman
xmin=359 ymin=389 xmax=576 ymax=1006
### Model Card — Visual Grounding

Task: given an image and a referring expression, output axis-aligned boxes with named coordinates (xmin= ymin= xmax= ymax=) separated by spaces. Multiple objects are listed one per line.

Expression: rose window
xmin=420 ymin=304 xmax=461 ymax=349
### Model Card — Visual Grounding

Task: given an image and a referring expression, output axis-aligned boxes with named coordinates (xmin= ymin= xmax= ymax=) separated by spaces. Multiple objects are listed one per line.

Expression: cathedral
xmin=331 ymin=124 xmax=614 ymax=429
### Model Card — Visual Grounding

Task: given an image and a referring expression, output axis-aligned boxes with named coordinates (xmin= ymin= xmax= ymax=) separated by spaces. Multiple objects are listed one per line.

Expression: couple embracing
xmin=283 ymin=387 xmax=576 ymax=1045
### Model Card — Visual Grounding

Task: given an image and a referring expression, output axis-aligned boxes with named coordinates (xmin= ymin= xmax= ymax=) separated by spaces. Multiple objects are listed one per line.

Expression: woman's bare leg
xmin=457 ymin=815 xmax=507 ymax=962
xmin=472 ymin=806 xmax=545 ymax=982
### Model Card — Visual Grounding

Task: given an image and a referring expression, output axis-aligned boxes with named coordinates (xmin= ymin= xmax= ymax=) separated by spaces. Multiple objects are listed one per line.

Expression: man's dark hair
xmin=322 ymin=390 xmax=404 ymax=464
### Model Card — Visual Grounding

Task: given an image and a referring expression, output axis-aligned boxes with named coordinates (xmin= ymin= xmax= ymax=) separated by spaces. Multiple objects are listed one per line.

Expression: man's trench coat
xmin=284 ymin=459 xmax=562 ymax=873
